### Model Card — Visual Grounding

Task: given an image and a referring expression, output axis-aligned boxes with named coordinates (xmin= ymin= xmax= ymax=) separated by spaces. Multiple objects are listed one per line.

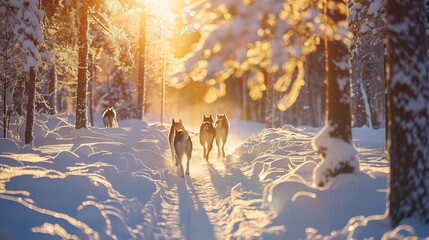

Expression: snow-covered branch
xmin=8 ymin=0 xmax=44 ymax=71
xmin=175 ymin=0 xmax=352 ymax=107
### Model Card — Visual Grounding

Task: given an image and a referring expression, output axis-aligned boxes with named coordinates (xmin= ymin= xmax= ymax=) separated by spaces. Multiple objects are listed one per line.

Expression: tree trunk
xmin=265 ymin=72 xmax=274 ymax=127
xmin=47 ymin=66 xmax=56 ymax=115
xmin=386 ymin=0 xmax=429 ymax=226
xmin=137 ymin=10 xmax=147 ymax=119
xmin=25 ymin=68 xmax=36 ymax=144
xmin=312 ymin=0 xmax=357 ymax=187
xmin=358 ymin=78 xmax=372 ymax=128
xmin=88 ymin=53 xmax=94 ymax=126
xmin=13 ymin=76 xmax=25 ymax=116
xmin=326 ymin=40 xmax=352 ymax=142
xmin=2 ymin=72 xmax=7 ymax=138
xmin=75 ymin=0 xmax=89 ymax=129
xmin=305 ymin=45 xmax=325 ymax=127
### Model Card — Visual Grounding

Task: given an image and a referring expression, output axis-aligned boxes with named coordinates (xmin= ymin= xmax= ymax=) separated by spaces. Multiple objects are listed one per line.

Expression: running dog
xmin=174 ymin=128 xmax=193 ymax=177
xmin=169 ymin=119 xmax=185 ymax=165
xmin=199 ymin=115 xmax=215 ymax=162
xmin=102 ymin=107 xmax=118 ymax=128
xmin=215 ymin=113 xmax=230 ymax=160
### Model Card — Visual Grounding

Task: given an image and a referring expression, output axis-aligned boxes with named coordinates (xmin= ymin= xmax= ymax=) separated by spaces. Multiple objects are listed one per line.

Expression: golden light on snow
xmin=0 ymin=194 xmax=98 ymax=238
xmin=291 ymin=191 xmax=317 ymax=202
xmin=32 ymin=223 xmax=79 ymax=239
xmin=47 ymin=225 xmax=54 ymax=233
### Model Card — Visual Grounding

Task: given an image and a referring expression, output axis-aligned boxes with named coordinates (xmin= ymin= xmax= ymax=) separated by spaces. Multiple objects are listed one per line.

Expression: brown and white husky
xmin=168 ymin=119 xmax=185 ymax=165
xmin=199 ymin=115 xmax=215 ymax=162
xmin=174 ymin=128 xmax=193 ymax=177
xmin=215 ymin=113 xmax=229 ymax=160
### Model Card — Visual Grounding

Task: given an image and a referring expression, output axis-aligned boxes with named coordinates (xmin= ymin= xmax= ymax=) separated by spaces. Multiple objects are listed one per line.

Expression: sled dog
xmin=215 ymin=113 xmax=230 ymax=159
xmin=199 ymin=115 xmax=215 ymax=162
xmin=169 ymin=119 xmax=185 ymax=165
xmin=174 ymin=128 xmax=193 ymax=177
xmin=102 ymin=107 xmax=118 ymax=128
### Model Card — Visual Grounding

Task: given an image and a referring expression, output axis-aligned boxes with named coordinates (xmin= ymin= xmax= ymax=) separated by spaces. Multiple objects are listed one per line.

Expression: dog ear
xmin=172 ymin=118 xmax=175 ymax=124
xmin=179 ymin=119 xmax=182 ymax=123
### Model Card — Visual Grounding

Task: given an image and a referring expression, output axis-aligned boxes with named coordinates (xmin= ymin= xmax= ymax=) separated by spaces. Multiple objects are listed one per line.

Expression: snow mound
xmin=312 ymin=124 xmax=359 ymax=187
xmin=73 ymin=145 xmax=94 ymax=157
xmin=0 ymin=138 xmax=20 ymax=153
xmin=51 ymin=151 xmax=80 ymax=170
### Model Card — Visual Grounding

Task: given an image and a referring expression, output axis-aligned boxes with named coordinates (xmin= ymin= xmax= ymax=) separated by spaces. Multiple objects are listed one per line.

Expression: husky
xmin=168 ymin=119 xmax=185 ymax=165
xmin=199 ymin=115 xmax=215 ymax=162
xmin=102 ymin=107 xmax=118 ymax=128
xmin=215 ymin=113 xmax=229 ymax=160
xmin=174 ymin=128 xmax=193 ymax=177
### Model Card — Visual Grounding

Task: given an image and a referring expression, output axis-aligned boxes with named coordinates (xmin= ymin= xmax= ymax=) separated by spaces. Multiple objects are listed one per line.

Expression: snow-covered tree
xmin=75 ymin=0 xmax=90 ymax=129
xmin=385 ymin=0 xmax=429 ymax=226
xmin=38 ymin=1 xmax=80 ymax=116
xmin=73 ymin=0 xmax=135 ymax=129
xmin=176 ymin=0 xmax=357 ymax=185
xmin=0 ymin=2 xmax=24 ymax=138
xmin=348 ymin=0 xmax=385 ymax=128
xmin=6 ymin=0 xmax=44 ymax=144
xmin=312 ymin=0 xmax=357 ymax=187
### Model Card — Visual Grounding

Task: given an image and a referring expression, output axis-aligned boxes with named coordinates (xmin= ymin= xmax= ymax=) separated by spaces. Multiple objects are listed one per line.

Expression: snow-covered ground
xmin=0 ymin=115 xmax=428 ymax=239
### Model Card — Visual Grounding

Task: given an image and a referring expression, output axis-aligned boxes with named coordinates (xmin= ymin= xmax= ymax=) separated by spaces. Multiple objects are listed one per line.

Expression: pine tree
xmin=0 ymin=2 xmax=23 ymax=138
xmin=73 ymin=0 xmax=135 ymax=129
xmin=136 ymin=7 xmax=146 ymax=120
xmin=386 ymin=0 xmax=429 ymax=226
xmin=75 ymin=0 xmax=89 ymax=129
xmin=7 ymin=0 xmax=44 ymax=144
xmin=348 ymin=0 xmax=385 ymax=128
xmin=312 ymin=0 xmax=357 ymax=187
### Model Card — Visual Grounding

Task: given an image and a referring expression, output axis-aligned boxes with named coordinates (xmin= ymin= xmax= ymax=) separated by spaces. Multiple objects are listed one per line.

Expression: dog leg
xmin=216 ymin=138 xmax=221 ymax=160
xmin=207 ymin=141 xmax=213 ymax=162
xmin=185 ymin=156 xmax=190 ymax=175
xmin=203 ymin=144 xmax=207 ymax=161
xmin=170 ymin=145 xmax=175 ymax=164
xmin=175 ymin=153 xmax=179 ymax=166
xmin=222 ymin=141 xmax=226 ymax=159
xmin=178 ymin=154 xmax=184 ymax=177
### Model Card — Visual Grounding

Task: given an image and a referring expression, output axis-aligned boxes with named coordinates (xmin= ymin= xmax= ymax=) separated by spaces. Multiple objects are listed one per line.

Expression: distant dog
xmin=199 ymin=115 xmax=215 ymax=162
xmin=215 ymin=113 xmax=229 ymax=159
xmin=174 ymin=128 xmax=193 ymax=177
xmin=102 ymin=107 xmax=118 ymax=128
xmin=169 ymin=119 xmax=185 ymax=165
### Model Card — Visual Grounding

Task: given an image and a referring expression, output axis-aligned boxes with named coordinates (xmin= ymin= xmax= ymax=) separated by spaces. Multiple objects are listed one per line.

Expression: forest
xmin=0 ymin=0 xmax=429 ymax=239
xmin=1 ymin=0 xmax=391 ymax=139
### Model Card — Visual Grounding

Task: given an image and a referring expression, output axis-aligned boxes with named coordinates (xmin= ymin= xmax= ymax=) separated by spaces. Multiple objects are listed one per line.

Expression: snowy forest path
xmin=154 ymin=144 xmax=229 ymax=240
xmin=149 ymin=124 xmax=276 ymax=240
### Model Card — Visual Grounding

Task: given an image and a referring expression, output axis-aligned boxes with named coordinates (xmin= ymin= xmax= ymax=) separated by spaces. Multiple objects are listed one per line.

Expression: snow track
xmin=144 ymin=144 xmax=274 ymax=240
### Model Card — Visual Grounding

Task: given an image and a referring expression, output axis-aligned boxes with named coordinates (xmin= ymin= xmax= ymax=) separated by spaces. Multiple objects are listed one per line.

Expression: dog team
xmin=169 ymin=114 xmax=230 ymax=178
xmin=103 ymin=107 xmax=229 ymax=178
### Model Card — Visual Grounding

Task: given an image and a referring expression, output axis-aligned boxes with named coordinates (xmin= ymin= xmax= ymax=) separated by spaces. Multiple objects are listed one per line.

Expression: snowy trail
xmin=155 ymin=144 xmax=227 ymax=240
xmin=149 ymin=126 xmax=273 ymax=240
